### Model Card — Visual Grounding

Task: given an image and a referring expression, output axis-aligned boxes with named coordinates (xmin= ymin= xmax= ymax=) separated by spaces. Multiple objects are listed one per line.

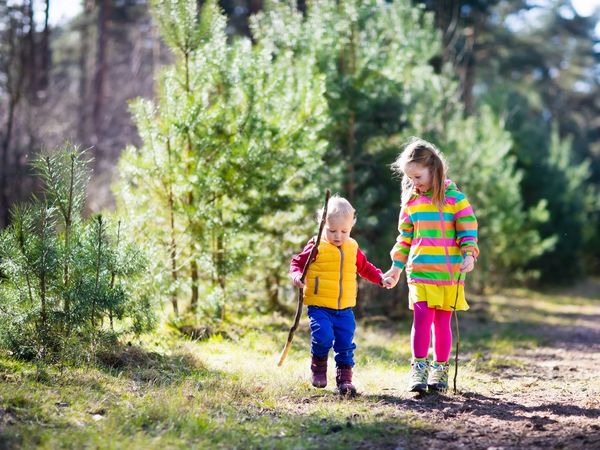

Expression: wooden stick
xmin=277 ymin=189 xmax=331 ymax=367
xmin=452 ymin=272 xmax=463 ymax=394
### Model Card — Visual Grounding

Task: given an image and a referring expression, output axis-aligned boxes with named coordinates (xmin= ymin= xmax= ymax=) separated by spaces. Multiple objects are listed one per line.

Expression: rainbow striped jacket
xmin=390 ymin=180 xmax=479 ymax=286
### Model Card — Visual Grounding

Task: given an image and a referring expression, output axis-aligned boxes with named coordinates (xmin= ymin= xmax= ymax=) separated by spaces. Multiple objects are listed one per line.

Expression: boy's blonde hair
xmin=391 ymin=137 xmax=448 ymax=209
xmin=317 ymin=194 xmax=356 ymax=224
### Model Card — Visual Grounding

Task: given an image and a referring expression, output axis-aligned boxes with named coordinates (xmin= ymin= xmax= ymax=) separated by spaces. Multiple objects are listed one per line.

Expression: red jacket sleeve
xmin=289 ymin=239 xmax=317 ymax=281
xmin=356 ymin=248 xmax=383 ymax=286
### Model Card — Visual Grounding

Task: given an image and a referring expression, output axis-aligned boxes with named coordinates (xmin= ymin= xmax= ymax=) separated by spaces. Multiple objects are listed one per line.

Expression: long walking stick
xmin=277 ymin=189 xmax=331 ymax=367
xmin=452 ymin=272 xmax=464 ymax=394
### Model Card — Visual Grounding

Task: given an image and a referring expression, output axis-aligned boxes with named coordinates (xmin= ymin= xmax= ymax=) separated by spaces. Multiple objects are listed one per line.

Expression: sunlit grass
xmin=0 ymin=283 xmax=598 ymax=448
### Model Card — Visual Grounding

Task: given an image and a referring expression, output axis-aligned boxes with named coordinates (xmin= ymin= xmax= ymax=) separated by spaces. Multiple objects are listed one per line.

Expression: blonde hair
xmin=391 ymin=137 xmax=448 ymax=209
xmin=317 ymin=194 xmax=356 ymax=224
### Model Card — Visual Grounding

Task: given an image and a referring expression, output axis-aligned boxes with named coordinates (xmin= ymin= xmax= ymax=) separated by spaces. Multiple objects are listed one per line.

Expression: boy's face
xmin=324 ymin=214 xmax=354 ymax=247
xmin=405 ymin=162 xmax=432 ymax=193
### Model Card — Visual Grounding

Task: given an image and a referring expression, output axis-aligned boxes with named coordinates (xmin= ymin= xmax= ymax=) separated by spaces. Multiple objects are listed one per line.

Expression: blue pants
xmin=307 ymin=306 xmax=356 ymax=367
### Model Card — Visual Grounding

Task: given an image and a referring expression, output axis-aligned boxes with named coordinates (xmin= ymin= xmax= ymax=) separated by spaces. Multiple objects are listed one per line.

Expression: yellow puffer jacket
xmin=304 ymin=238 xmax=358 ymax=309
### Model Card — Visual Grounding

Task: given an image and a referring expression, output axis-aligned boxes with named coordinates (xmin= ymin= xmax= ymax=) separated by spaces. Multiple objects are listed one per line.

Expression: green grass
xmin=0 ymin=284 xmax=598 ymax=449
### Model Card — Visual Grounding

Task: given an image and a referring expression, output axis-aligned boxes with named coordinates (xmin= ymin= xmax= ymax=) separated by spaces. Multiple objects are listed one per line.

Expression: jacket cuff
xmin=463 ymin=250 xmax=477 ymax=261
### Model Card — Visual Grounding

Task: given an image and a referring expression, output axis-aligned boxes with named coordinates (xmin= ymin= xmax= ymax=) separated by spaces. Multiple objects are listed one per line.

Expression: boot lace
xmin=428 ymin=361 xmax=449 ymax=386
xmin=410 ymin=359 xmax=429 ymax=385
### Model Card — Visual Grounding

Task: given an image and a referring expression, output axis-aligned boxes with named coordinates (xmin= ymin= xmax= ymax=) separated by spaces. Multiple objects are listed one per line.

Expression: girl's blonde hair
xmin=317 ymin=194 xmax=356 ymax=224
xmin=391 ymin=137 xmax=448 ymax=209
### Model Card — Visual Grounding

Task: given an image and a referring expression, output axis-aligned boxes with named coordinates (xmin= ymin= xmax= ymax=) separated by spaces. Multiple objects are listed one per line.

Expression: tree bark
xmin=459 ymin=11 xmax=482 ymax=115
xmin=0 ymin=18 xmax=25 ymax=228
xmin=78 ymin=0 xmax=93 ymax=142
xmin=39 ymin=0 xmax=50 ymax=90
xmin=190 ymin=259 xmax=199 ymax=313
xmin=93 ymin=0 xmax=109 ymax=131
xmin=432 ymin=0 xmax=481 ymax=114
xmin=26 ymin=0 xmax=36 ymax=94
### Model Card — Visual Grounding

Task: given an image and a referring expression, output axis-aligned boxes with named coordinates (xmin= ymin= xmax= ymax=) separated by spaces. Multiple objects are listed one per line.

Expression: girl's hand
xmin=292 ymin=275 xmax=305 ymax=289
xmin=382 ymin=266 xmax=401 ymax=289
xmin=381 ymin=277 xmax=395 ymax=289
xmin=460 ymin=255 xmax=475 ymax=273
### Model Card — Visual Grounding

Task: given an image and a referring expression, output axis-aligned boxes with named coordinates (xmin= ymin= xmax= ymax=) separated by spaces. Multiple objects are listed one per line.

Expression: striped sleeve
xmin=390 ymin=206 xmax=413 ymax=270
xmin=454 ymin=192 xmax=479 ymax=258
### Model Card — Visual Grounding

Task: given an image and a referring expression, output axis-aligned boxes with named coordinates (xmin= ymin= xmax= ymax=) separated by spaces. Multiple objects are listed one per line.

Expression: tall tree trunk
xmin=26 ymin=0 xmax=36 ymax=94
xmin=433 ymin=0 xmax=480 ymax=114
xmin=217 ymin=231 xmax=225 ymax=321
xmin=249 ymin=0 xmax=262 ymax=14
xmin=435 ymin=0 xmax=460 ymax=64
xmin=266 ymin=272 xmax=282 ymax=312
xmin=459 ymin=12 xmax=482 ymax=115
xmin=340 ymin=23 xmax=357 ymax=203
xmin=190 ymin=259 xmax=199 ymax=312
xmin=1 ymin=97 xmax=18 ymax=228
xmin=0 ymin=20 xmax=25 ymax=228
xmin=78 ymin=0 xmax=93 ymax=142
xmin=151 ymin=15 xmax=160 ymax=90
xmin=345 ymin=111 xmax=356 ymax=204
xmin=93 ymin=0 xmax=109 ymax=132
xmin=39 ymin=0 xmax=50 ymax=90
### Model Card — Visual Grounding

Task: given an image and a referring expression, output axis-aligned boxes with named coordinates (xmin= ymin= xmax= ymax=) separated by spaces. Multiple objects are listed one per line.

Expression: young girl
xmin=384 ymin=138 xmax=478 ymax=393
xmin=290 ymin=195 xmax=388 ymax=395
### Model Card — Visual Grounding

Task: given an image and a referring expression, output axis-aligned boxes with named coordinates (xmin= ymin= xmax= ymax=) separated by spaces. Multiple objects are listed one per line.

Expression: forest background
xmin=0 ymin=0 xmax=599 ymax=354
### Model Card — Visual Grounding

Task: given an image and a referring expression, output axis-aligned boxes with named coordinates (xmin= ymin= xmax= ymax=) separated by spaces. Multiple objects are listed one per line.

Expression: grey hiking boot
xmin=427 ymin=361 xmax=449 ymax=393
xmin=409 ymin=358 xmax=429 ymax=393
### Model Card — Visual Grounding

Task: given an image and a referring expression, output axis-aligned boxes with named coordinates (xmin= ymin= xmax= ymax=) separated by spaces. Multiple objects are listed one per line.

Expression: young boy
xmin=290 ymin=195 xmax=390 ymax=395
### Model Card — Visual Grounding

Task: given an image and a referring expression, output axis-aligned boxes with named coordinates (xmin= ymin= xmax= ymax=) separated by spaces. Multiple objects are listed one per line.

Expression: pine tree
xmin=0 ymin=143 xmax=151 ymax=362
xmin=116 ymin=0 xmax=328 ymax=320
xmin=253 ymin=0 xmax=550 ymax=292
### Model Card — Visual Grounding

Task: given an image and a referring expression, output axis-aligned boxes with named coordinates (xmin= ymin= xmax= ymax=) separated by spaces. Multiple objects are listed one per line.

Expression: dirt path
xmin=379 ymin=287 xmax=600 ymax=450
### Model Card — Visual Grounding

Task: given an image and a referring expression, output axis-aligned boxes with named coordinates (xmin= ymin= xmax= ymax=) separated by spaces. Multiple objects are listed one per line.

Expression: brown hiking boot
xmin=336 ymin=365 xmax=357 ymax=396
xmin=311 ymin=355 xmax=328 ymax=388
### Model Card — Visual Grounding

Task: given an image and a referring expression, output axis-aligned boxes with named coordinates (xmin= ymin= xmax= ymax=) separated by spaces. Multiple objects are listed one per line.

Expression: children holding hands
xmin=288 ymin=137 xmax=478 ymax=396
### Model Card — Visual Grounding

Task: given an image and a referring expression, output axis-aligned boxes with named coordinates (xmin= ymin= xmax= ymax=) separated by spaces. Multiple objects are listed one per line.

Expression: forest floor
xmin=0 ymin=280 xmax=599 ymax=449
xmin=390 ymin=278 xmax=600 ymax=450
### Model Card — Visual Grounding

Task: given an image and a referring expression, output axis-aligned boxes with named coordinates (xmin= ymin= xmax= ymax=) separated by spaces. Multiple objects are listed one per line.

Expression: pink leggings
xmin=411 ymin=301 xmax=453 ymax=362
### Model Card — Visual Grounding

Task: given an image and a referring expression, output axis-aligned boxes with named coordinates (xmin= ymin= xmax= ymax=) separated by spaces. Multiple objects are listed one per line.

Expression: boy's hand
xmin=460 ymin=255 xmax=475 ymax=273
xmin=292 ymin=275 xmax=305 ymax=288
xmin=382 ymin=277 xmax=396 ymax=289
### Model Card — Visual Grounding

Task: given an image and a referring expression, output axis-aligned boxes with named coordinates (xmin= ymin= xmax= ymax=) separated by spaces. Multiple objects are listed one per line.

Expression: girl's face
xmin=324 ymin=214 xmax=354 ymax=247
xmin=404 ymin=162 xmax=432 ymax=193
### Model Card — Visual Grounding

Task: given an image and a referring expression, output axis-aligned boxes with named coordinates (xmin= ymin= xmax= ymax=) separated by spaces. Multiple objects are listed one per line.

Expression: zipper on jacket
xmin=438 ymin=210 xmax=455 ymax=285
xmin=337 ymin=246 xmax=344 ymax=309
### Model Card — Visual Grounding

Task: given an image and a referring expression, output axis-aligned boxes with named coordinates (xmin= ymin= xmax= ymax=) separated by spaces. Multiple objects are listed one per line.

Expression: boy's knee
xmin=312 ymin=328 xmax=334 ymax=348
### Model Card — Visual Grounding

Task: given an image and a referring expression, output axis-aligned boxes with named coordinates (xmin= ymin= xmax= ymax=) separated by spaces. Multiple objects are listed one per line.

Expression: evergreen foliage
xmin=526 ymin=126 xmax=597 ymax=281
xmin=483 ymin=87 xmax=599 ymax=281
xmin=117 ymin=0 xmax=571 ymax=321
xmin=0 ymin=143 xmax=151 ymax=362
xmin=472 ymin=1 xmax=600 ymax=279
xmin=116 ymin=0 xmax=328 ymax=320
xmin=253 ymin=0 xmax=551 ymax=289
